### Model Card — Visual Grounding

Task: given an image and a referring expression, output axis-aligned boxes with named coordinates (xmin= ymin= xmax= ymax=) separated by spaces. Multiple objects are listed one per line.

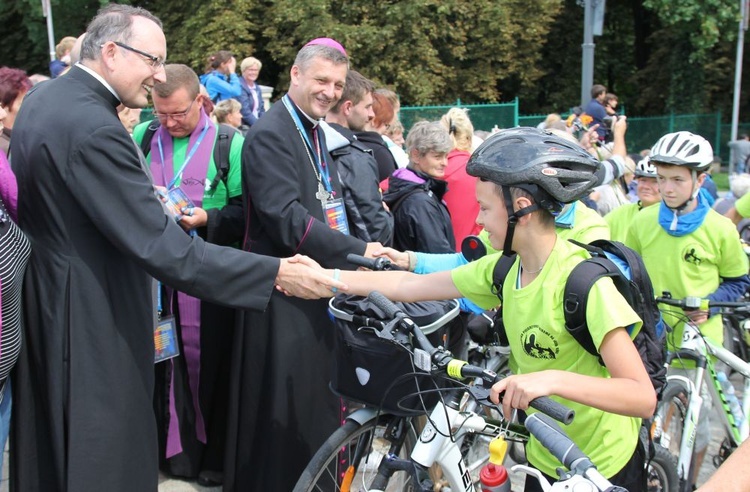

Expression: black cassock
xmin=9 ymin=66 xmax=279 ymax=492
xmin=224 ymin=97 xmax=367 ymax=491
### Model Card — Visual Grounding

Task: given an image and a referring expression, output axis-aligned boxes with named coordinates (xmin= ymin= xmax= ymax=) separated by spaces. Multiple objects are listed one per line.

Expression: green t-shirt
xmin=735 ymin=192 xmax=750 ymax=219
xmin=557 ymin=201 xmax=610 ymax=244
xmin=625 ymin=205 xmax=748 ymax=346
xmin=605 ymin=202 xmax=641 ymax=243
xmin=132 ymin=120 xmax=243 ymax=211
xmin=451 ymin=238 xmax=642 ymax=478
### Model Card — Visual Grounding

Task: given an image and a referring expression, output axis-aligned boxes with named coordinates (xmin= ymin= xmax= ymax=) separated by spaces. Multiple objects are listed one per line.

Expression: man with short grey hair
xmin=225 ymin=39 xmax=382 ymax=491
xmin=10 ymin=6 xmax=342 ymax=491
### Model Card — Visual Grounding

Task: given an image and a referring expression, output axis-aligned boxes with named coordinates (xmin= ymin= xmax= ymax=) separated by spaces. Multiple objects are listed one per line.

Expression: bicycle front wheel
xmin=646 ymin=444 xmax=679 ymax=492
xmin=293 ymin=414 xmax=418 ymax=492
xmin=652 ymin=380 xmax=693 ymax=491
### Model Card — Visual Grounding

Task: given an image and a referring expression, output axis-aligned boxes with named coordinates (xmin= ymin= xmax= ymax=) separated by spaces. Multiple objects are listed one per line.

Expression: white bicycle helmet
xmin=649 ymin=131 xmax=713 ymax=172
xmin=634 ymin=156 xmax=657 ymax=178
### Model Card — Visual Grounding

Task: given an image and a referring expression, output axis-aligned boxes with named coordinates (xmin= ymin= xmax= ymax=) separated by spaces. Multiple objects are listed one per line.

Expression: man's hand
xmin=275 ymin=255 xmax=347 ymax=299
xmin=178 ymin=206 xmax=208 ymax=231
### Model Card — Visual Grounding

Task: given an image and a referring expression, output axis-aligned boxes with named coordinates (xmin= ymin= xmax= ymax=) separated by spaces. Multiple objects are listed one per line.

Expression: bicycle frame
xmin=660 ymin=319 xmax=750 ymax=484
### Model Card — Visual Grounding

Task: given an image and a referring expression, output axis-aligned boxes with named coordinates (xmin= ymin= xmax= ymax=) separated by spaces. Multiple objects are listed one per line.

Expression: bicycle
xmin=651 ymin=292 xmax=750 ymax=492
xmin=341 ymin=254 xmax=516 ymax=486
xmin=294 ymin=290 xmax=640 ymax=492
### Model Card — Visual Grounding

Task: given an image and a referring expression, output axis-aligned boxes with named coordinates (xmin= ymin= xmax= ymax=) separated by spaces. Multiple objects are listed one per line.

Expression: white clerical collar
xmin=76 ymin=63 xmax=121 ymax=103
xmin=287 ymin=95 xmax=320 ymax=127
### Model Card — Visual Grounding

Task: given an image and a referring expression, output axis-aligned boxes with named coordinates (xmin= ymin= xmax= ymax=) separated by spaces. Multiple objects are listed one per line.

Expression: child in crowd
xmin=625 ymin=131 xmax=750 ymax=486
xmin=315 ymin=128 xmax=655 ymax=491
xmin=606 ymin=156 xmax=661 ymax=242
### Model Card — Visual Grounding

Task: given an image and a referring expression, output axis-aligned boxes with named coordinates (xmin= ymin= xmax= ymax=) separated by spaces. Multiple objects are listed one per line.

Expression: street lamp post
xmin=42 ymin=0 xmax=56 ymax=63
xmin=729 ymin=0 xmax=748 ymax=174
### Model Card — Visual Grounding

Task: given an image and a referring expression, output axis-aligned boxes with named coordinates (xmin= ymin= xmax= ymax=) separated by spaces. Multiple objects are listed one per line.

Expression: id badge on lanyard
xmin=154 ymin=282 xmax=180 ymax=363
xmin=323 ymin=197 xmax=350 ymax=235
xmin=154 ymin=316 xmax=180 ymax=363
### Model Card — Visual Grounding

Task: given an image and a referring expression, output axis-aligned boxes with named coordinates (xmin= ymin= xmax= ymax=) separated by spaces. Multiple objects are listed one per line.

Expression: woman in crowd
xmin=200 ymin=51 xmax=241 ymax=104
xmin=213 ymin=99 xmax=244 ymax=132
xmin=383 ymin=121 xmax=455 ymax=253
xmin=238 ymin=57 xmax=265 ymax=128
xmin=440 ymin=107 xmax=481 ymax=250
xmin=356 ymin=92 xmax=399 ymax=182
xmin=0 ymin=67 xmax=32 ymax=157
xmin=0 ymin=102 xmax=31 ymax=480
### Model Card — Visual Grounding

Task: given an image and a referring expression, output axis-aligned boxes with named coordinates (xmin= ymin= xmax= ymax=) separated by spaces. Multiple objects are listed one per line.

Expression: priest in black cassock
xmin=9 ymin=6 xmax=343 ymax=492
xmin=223 ymin=39 xmax=381 ymax=491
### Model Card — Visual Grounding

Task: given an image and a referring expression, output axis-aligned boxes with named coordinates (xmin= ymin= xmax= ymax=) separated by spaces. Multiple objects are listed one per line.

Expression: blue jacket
xmin=200 ymin=70 xmax=242 ymax=103
xmin=238 ymin=78 xmax=265 ymax=126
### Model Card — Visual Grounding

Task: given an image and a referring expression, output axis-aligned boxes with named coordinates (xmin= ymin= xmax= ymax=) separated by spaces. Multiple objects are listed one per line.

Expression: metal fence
xmin=140 ymin=99 xmax=748 ymax=165
xmin=401 ymin=101 xmax=749 ymax=165
xmin=400 ymin=99 xmax=518 ymax=134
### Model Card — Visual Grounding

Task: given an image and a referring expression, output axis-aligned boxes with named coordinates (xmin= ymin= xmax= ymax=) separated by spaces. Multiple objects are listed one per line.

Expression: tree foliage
xmin=0 ymin=0 xmax=746 ymax=118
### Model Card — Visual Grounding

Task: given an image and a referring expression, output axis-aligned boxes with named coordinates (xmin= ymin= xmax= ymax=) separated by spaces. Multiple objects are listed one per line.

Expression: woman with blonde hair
xmin=439 ymin=107 xmax=481 ymax=249
xmin=238 ymin=56 xmax=265 ymax=127
xmin=212 ymin=98 xmax=243 ymax=130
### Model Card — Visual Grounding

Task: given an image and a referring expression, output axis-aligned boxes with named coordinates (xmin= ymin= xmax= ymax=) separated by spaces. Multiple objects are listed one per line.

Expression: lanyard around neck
xmin=281 ymin=95 xmax=332 ymax=192
xmin=157 ymin=121 xmax=211 ymax=190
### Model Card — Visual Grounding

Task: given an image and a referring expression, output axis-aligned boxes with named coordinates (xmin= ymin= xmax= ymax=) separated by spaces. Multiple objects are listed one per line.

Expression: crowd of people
xmin=2 ymin=3 xmax=750 ymax=492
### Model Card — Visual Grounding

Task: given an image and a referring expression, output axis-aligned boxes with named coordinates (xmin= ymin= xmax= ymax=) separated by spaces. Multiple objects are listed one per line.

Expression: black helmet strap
xmin=501 ymin=186 xmax=540 ymax=256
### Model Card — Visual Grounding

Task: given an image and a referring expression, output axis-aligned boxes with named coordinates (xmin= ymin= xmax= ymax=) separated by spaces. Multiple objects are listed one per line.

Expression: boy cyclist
xmin=312 ymin=128 xmax=656 ymax=491
xmin=625 ymin=131 xmax=750 ymax=484
xmin=605 ymin=156 xmax=661 ymax=242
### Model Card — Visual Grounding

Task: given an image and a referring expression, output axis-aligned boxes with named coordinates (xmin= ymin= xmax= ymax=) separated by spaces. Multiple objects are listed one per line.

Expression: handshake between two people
xmin=275 ymin=242 xmax=385 ymax=299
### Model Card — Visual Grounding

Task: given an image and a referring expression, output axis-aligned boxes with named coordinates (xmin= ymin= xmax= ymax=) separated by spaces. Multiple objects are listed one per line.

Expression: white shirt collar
xmin=76 ymin=63 xmax=121 ymax=103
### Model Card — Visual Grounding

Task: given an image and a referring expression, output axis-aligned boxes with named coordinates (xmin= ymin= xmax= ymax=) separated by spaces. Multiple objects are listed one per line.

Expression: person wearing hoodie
xmin=323 ymin=70 xmax=393 ymax=245
xmin=384 ymin=120 xmax=454 ymax=253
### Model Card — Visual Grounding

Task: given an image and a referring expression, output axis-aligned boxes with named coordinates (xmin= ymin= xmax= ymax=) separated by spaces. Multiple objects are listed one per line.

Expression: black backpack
xmin=138 ymin=121 xmax=236 ymax=191
xmin=491 ymin=239 xmax=667 ymax=395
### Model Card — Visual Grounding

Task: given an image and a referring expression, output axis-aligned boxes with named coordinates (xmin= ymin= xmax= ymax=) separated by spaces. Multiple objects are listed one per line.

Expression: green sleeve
xmin=451 ymin=253 xmax=506 ymax=310
xmin=735 ymin=192 xmax=750 ymax=219
xmin=586 ymin=276 xmax=642 ymax=349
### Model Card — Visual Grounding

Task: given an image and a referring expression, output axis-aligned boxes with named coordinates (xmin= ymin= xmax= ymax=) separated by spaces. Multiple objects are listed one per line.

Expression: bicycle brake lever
xmin=467 ymin=385 xmax=496 ymax=408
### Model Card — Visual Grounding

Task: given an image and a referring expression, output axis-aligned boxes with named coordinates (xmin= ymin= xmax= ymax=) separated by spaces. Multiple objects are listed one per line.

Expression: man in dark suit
xmin=224 ymin=39 xmax=381 ymax=491
xmin=9 ymin=5 xmax=342 ymax=492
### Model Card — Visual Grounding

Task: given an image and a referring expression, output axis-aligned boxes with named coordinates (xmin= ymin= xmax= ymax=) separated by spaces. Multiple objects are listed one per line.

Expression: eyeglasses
xmin=153 ymin=100 xmax=195 ymax=123
xmin=112 ymin=41 xmax=165 ymax=70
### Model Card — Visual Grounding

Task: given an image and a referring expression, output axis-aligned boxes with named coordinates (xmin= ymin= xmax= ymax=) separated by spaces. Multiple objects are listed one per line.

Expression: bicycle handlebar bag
xmin=328 ymin=295 xmax=460 ymax=416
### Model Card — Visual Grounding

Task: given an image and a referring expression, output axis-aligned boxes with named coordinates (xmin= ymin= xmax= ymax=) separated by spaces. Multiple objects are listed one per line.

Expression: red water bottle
xmin=480 ymin=436 xmax=511 ymax=492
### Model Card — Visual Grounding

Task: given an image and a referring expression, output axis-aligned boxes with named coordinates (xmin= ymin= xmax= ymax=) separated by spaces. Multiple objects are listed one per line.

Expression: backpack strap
xmin=139 ymin=120 xmax=162 ymax=157
xmin=489 ymin=253 xmax=517 ymax=346
xmin=207 ymin=124 xmax=236 ymax=191
xmin=563 ymin=257 xmax=627 ymax=360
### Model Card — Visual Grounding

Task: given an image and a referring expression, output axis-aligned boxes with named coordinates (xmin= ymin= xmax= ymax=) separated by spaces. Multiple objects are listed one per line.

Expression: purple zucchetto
xmin=303 ymin=37 xmax=347 ymax=57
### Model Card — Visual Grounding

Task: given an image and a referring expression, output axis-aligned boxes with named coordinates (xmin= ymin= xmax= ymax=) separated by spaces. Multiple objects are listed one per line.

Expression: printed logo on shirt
xmin=520 ymin=325 xmax=559 ymax=360
xmin=682 ymin=245 xmax=705 ymax=266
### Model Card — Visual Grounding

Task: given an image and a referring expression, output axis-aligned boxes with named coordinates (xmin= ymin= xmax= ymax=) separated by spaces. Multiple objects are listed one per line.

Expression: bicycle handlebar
xmin=366 ymin=291 xmax=575 ymax=425
xmin=346 ymin=253 xmax=402 ymax=271
xmin=525 ymin=413 xmax=619 ymax=491
xmin=657 ymin=292 xmax=750 ymax=311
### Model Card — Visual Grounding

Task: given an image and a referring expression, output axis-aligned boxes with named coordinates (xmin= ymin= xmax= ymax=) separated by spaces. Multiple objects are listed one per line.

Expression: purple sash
xmin=150 ymin=112 xmax=216 ymax=458
xmin=149 ymin=109 xmax=217 ymax=208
